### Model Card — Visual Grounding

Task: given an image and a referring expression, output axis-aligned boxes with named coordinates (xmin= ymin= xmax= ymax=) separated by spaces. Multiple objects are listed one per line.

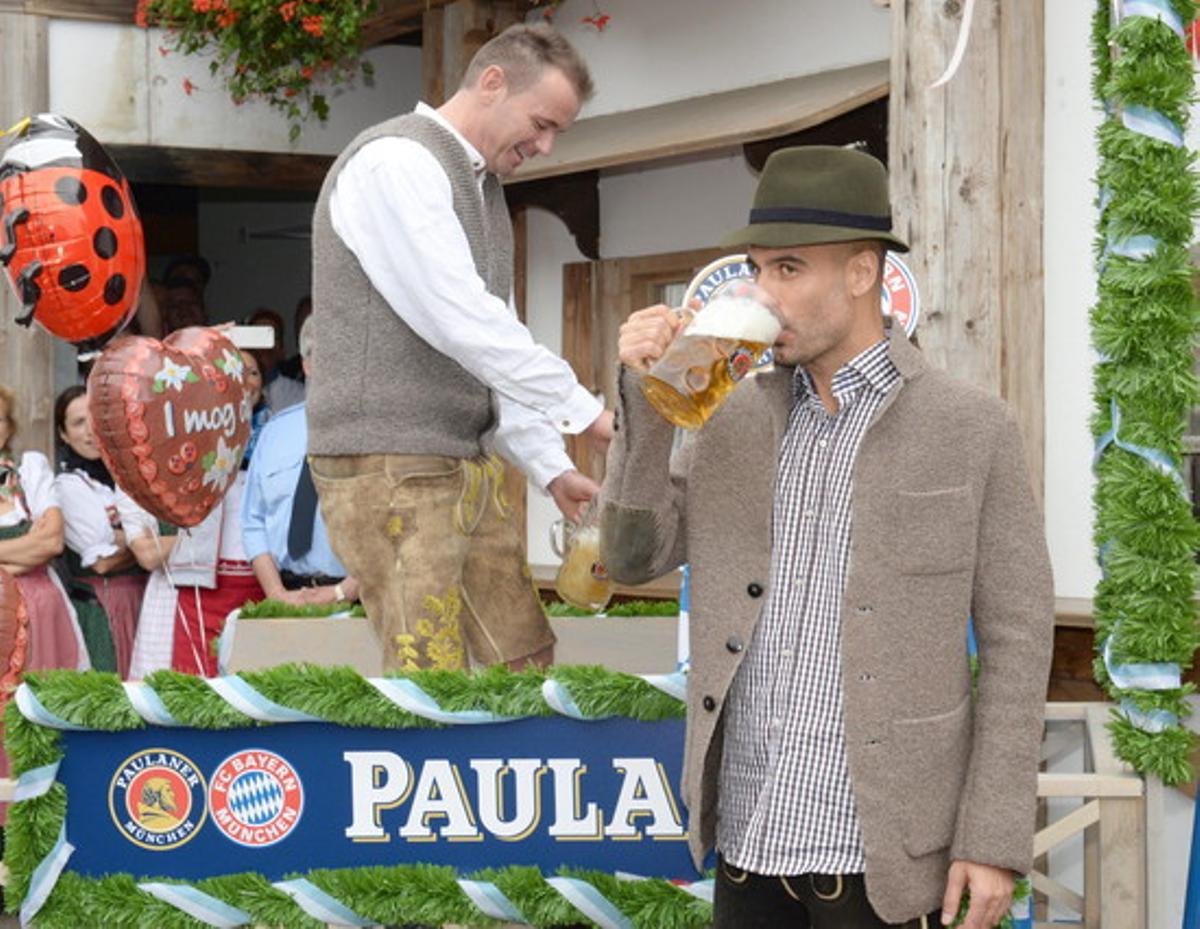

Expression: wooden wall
xmin=890 ymin=0 xmax=1046 ymax=501
xmin=0 ymin=8 xmax=57 ymax=458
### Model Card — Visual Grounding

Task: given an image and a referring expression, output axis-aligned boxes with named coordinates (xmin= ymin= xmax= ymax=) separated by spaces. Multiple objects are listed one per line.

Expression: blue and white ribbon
xmin=1102 ymin=624 xmax=1182 ymax=691
xmin=546 ymin=876 xmax=636 ymax=929
xmin=1121 ymin=105 xmax=1185 ymax=147
xmin=204 ymin=675 xmax=323 ymax=724
xmin=678 ymin=878 xmax=715 ymax=903
xmin=19 ymin=824 xmax=74 ymax=928
xmin=929 ymin=0 xmax=977 ymax=89
xmin=677 ymin=564 xmax=691 ymax=672
xmin=641 ymin=671 xmax=687 ymax=702
xmin=216 ymin=608 xmax=240 ymax=676
xmin=14 ymin=683 xmax=89 ymax=730
xmin=368 ymin=677 xmax=512 ymax=725
xmin=1119 ymin=698 xmax=1179 ymax=734
xmin=1105 ymin=233 xmax=1160 ymax=261
xmin=13 ymin=761 xmax=59 ymax=802
xmin=273 ymin=878 xmax=375 ymax=927
xmin=1121 ymin=0 xmax=1186 ymax=37
xmin=123 ymin=681 xmax=183 ymax=726
xmin=136 ymin=883 xmax=251 ymax=928
xmin=542 ymin=678 xmax=590 ymax=719
xmin=616 ymin=870 xmax=714 ymax=903
xmin=457 ymin=878 xmax=528 ymax=923
xmin=1093 ymin=398 xmax=1186 ymax=491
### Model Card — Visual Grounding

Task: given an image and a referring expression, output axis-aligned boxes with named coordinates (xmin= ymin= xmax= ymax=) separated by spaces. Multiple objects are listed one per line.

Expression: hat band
xmin=748 ymin=206 xmax=893 ymax=232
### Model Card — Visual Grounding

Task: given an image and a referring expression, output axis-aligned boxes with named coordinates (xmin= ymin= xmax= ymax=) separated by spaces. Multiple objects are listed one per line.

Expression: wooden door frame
xmin=561 ymin=245 xmax=729 ymax=480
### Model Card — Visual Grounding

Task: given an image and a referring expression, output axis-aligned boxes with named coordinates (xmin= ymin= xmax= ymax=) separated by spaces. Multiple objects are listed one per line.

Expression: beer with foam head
xmin=550 ymin=509 xmax=613 ymax=613
xmin=639 ymin=285 xmax=781 ymax=430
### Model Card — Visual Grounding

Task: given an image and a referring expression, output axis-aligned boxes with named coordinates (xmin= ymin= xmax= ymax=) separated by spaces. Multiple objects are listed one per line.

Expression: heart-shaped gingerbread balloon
xmin=0 ymin=568 xmax=29 ymax=696
xmin=87 ymin=327 xmax=251 ymax=527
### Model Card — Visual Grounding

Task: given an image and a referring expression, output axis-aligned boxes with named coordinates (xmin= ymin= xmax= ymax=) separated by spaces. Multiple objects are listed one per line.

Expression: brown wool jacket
xmin=600 ymin=328 xmax=1054 ymax=923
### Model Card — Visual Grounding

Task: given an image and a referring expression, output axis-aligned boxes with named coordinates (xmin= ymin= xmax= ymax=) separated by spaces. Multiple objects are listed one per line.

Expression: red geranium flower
xmin=301 ymin=14 xmax=324 ymax=36
xmin=279 ymin=1 xmax=298 ymax=22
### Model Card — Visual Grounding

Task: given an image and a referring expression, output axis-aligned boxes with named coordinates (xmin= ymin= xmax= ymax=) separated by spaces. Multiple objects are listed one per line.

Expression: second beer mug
xmin=549 ymin=505 xmax=614 ymax=614
xmin=638 ymin=281 xmax=781 ymax=429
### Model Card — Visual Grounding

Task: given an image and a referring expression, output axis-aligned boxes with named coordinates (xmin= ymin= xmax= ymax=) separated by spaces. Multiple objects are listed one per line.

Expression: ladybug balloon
xmin=0 ymin=114 xmax=145 ymax=350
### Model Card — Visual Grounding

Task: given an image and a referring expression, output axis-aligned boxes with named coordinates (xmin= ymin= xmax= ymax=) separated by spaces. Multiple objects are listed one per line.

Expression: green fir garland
xmin=1091 ymin=0 xmax=1200 ymax=785
xmin=4 ymin=665 xmax=696 ymax=928
xmin=4 ymin=665 xmax=1026 ymax=928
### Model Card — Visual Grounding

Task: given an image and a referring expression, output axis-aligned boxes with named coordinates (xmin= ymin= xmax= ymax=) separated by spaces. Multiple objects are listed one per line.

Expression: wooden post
xmin=1098 ymin=797 xmax=1146 ymax=929
xmin=0 ymin=7 xmax=56 ymax=458
xmin=889 ymin=0 xmax=1045 ymax=501
xmin=439 ymin=0 xmax=523 ymax=99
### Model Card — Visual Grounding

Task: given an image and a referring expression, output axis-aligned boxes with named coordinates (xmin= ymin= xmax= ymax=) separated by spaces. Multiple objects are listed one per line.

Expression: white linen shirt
xmin=329 ymin=102 xmax=600 ymax=491
xmin=55 ymin=471 xmax=121 ymax=568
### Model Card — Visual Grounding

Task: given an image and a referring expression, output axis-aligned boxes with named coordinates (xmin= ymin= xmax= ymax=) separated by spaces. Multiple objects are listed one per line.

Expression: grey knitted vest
xmin=307 ymin=112 xmax=513 ymax=458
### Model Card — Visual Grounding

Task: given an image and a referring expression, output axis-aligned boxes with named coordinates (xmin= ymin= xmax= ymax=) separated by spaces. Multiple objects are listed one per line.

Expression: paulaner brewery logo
xmin=686 ymin=252 xmax=922 ymax=339
xmin=209 ymin=749 xmax=304 ymax=847
xmin=109 ymin=748 xmax=207 ymax=850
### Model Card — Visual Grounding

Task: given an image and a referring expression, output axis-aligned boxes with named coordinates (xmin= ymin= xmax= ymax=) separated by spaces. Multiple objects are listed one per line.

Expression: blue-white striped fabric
xmin=718 ymin=339 xmax=899 ymax=876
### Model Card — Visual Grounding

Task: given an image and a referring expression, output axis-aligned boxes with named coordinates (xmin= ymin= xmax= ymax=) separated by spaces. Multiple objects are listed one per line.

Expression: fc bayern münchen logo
xmin=109 ymin=748 xmax=207 ymax=850
xmin=208 ymin=749 xmax=304 ymax=847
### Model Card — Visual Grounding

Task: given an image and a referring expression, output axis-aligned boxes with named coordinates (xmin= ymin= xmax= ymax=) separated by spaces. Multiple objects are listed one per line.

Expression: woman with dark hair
xmin=53 ymin=385 xmax=145 ymax=676
xmin=0 ymin=384 xmax=89 ymax=672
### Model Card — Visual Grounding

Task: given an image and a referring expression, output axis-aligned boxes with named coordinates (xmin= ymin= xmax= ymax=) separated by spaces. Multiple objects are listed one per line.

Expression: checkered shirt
xmin=717 ymin=339 xmax=900 ymax=876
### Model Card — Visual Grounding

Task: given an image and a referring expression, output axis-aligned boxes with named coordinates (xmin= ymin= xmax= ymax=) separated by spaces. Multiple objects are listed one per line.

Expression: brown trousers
xmin=310 ymin=453 xmax=553 ymax=671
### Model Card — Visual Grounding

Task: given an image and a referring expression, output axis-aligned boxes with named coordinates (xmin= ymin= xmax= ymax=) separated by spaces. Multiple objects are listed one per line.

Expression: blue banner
xmin=61 ymin=716 xmax=700 ymax=882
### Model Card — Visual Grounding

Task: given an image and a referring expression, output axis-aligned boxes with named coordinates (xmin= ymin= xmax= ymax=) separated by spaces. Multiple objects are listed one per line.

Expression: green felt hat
xmin=721 ymin=145 xmax=909 ymax=253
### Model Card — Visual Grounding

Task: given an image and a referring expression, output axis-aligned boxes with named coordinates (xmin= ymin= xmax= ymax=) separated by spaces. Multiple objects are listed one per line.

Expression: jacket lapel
xmin=755 ymin=365 xmax=796 ymax=456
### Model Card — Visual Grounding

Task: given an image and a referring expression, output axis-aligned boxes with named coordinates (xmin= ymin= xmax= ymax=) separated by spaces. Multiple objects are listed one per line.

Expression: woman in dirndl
xmin=0 ymin=384 xmax=89 ymax=673
xmin=53 ymin=385 xmax=147 ymax=678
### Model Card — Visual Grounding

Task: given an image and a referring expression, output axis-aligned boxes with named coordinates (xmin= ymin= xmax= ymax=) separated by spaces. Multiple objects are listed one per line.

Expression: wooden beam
xmin=506 ymin=171 xmax=599 ymax=260
xmin=1033 ymin=798 xmax=1100 ymax=857
xmin=1098 ymin=797 xmax=1146 ymax=929
xmin=361 ymin=0 xmax=456 ymax=49
xmin=1036 ymin=773 xmax=1143 ymax=798
xmin=890 ymin=0 xmax=1046 ymax=502
xmin=0 ymin=10 xmax=57 ymax=458
xmin=998 ymin=0 xmax=1046 ymax=503
xmin=743 ymin=97 xmax=889 ymax=172
xmin=421 ymin=2 xmax=446 ymax=106
xmin=107 ymin=144 xmax=333 ymax=192
xmin=19 ymin=0 xmax=133 ymax=21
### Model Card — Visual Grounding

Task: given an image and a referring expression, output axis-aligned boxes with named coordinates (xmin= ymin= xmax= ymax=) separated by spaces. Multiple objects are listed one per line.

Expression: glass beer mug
xmin=638 ymin=280 xmax=782 ymax=430
xmin=549 ymin=504 xmax=614 ymax=613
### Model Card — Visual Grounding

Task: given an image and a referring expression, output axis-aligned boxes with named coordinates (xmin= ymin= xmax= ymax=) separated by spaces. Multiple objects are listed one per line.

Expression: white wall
xmin=47 ymin=20 xmax=421 ymax=155
xmin=548 ymin=0 xmax=891 ymax=118
xmin=1043 ymin=0 xmax=1103 ymax=601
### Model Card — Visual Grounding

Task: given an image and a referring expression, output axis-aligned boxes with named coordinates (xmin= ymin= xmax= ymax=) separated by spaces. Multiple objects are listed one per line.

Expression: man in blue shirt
xmin=241 ymin=321 xmax=358 ymax=606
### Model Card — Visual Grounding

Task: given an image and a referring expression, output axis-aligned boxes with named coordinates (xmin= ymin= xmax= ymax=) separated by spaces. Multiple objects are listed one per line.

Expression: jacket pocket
xmin=889 ymin=486 xmax=975 ymax=576
xmin=892 ymin=694 xmax=972 ymax=857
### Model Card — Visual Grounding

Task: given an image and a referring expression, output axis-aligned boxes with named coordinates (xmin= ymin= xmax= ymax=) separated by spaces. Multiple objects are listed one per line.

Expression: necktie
xmin=287 ymin=458 xmax=319 ymax=560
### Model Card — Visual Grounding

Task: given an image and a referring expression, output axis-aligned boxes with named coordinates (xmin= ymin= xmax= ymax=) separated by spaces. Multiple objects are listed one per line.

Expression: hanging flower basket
xmin=136 ymin=0 xmax=379 ymax=141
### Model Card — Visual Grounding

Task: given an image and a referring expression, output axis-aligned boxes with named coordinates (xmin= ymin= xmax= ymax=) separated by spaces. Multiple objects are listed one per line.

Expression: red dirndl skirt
xmin=171 ymin=561 xmax=263 ymax=677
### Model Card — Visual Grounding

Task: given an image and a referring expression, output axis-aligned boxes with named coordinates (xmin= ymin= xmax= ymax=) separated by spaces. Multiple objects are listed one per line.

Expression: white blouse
xmin=114 ymin=472 xmax=249 ymax=590
xmin=55 ymin=470 xmax=121 ymax=568
xmin=0 ymin=452 xmax=59 ymax=527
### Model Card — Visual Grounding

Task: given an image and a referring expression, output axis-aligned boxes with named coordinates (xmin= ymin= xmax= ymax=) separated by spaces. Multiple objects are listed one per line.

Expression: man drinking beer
xmin=601 ymin=146 xmax=1053 ymax=929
